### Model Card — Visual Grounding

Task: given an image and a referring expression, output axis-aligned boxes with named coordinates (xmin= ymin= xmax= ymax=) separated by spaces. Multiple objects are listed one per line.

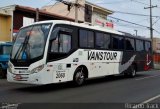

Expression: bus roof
xmin=21 ymin=20 xmax=123 ymax=35
xmin=21 ymin=20 xmax=151 ymax=41
xmin=120 ymin=31 xmax=151 ymax=41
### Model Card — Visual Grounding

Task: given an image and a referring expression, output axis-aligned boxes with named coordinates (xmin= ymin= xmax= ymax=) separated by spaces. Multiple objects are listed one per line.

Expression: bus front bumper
xmin=7 ymin=72 xmax=45 ymax=85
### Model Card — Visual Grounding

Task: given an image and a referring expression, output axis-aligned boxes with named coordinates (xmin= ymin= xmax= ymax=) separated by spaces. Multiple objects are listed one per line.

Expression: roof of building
xmin=0 ymin=7 xmax=13 ymax=16
xmin=42 ymin=1 xmax=113 ymax=16
xmin=0 ymin=5 xmax=77 ymax=21
xmin=16 ymin=5 xmax=76 ymax=21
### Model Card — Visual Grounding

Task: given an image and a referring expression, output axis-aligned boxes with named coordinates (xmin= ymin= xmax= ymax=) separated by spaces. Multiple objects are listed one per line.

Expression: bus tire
xmin=129 ymin=65 xmax=136 ymax=78
xmin=73 ymin=67 xmax=86 ymax=86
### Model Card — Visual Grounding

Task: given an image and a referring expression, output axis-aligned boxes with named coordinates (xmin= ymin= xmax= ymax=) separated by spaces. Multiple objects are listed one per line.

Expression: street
xmin=0 ymin=70 xmax=160 ymax=103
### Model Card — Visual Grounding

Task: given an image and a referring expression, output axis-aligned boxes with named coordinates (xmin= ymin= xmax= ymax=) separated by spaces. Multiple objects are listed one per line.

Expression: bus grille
xmin=13 ymin=74 xmax=29 ymax=81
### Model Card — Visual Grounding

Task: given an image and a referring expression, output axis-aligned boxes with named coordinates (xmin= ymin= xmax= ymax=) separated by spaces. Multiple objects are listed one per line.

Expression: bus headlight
xmin=8 ymin=62 xmax=13 ymax=73
xmin=8 ymin=62 xmax=13 ymax=69
xmin=8 ymin=67 xmax=12 ymax=73
xmin=30 ymin=64 xmax=44 ymax=74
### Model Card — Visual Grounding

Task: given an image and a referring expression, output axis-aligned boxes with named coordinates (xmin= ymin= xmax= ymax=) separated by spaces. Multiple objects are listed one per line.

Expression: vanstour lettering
xmin=88 ymin=51 xmax=117 ymax=61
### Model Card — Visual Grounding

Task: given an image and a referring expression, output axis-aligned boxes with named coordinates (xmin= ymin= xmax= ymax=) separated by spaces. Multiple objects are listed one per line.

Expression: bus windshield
xmin=11 ymin=23 xmax=52 ymax=60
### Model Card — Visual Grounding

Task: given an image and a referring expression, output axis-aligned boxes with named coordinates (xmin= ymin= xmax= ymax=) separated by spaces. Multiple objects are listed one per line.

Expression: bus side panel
xmin=135 ymin=52 xmax=151 ymax=71
xmin=119 ymin=51 xmax=136 ymax=73
xmin=120 ymin=51 xmax=151 ymax=73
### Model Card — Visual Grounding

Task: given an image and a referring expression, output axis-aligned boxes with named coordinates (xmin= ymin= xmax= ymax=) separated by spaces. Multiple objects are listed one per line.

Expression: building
xmin=152 ymin=38 xmax=160 ymax=69
xmin=0 ymin=1 xmax=114 ymax=41
xmin=0 ymin=5 xmax=75 ymax=41
xmin=85 ymin=1 xmax=113 ymax=28
xmin=0 ymin=8 xmax=12 ymax=41
xmin=153 ymin=38 xmax=160 ymax=53
xmin=42 ymin=1 xmax=114 ymax=29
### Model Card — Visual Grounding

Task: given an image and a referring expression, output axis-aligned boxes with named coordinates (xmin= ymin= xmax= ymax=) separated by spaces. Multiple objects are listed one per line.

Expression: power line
xmin=131 ymin=0 xmax=160 ymax=9
xmin=154 ymin=22 xmax=160 ymax=28
xmin=108 ymin=16 xmax=150 ymax=28
xmin=113 ymin=18 xmax=150 ymax=27
xmin=97 ymin=0 xmax=160 ymax=9
xmin=114 ymin=11 xmax=160 ymax=17
xmin=131 ymin=0 xmax=149 ymax=6
xmin=153 ymin=17 xmax=160 ymax=26
xmin=43 ymin=0 xmax=55 ymax=6
xmin=95 ymin=0 xmax=130 ymax=4
xmin=95 ymin=0 xmax=147 ymax=5
xmin=114 ymin=23 xmax=148 ymax=29
xmin=153 ymin=29 xmax=160 ymax=35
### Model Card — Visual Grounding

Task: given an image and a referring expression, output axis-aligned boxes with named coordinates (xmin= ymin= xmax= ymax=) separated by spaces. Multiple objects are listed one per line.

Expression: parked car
xmin=0 ymin=41 xmax=12 ymax=78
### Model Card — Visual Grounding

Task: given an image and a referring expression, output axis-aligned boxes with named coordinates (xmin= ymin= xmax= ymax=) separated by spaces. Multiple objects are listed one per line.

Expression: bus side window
xmin=125 ymin=38 xmax=135 ymax=51
xmin=50 ymin=37 xmax=58 ymax=52
xmin=59 ymin=33 xmax=71 ymax=53
xmin=79 ymin=29 xmax=94 ymax=48
xmin=112 ymin=35 xmax=124 ymax=50
xmin=88 ymin=31 xmax=94 ymax=48
xmin=79 ymin=30 xmax=88 ymax=48
xmin=104 ymin=34 xmax=111 ymax=49
xmin=96 ymin=32 xmax=104 ymax=48
xmin=145 ymin=41 xmax=151 ymax=52
xmin=136 ymin=39 xmax=144 ymax=51
xmin=95 ymin=33 xmax=110 ymax=49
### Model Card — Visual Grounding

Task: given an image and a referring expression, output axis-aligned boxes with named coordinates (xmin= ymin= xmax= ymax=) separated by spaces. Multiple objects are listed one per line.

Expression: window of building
xmin=23 ymin=17 xmax=34 ymax=27
xmin=79 ymin=29 xmax=94 ymax=48
xmin=112 ymin=35 xmax=124 ymax=50
xmin=85 ymin=5 xmax=89 ymax=14
xmin=136 ymin=39 xmax=144 ymax=51
xmin=125 ymin=38 xmax=135 ymax=51
xmin=145 ymin=41 xmax=151 ymax=52
xmin=95 ymin=32 xmax=110 ymax=49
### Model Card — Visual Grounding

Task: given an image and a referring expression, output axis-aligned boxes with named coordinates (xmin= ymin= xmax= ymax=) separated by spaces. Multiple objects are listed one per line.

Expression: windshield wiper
xmin=14 ymin=36 xmax=29 ymax=60
xmin=14 ymin=27 xmax=33 ymax=60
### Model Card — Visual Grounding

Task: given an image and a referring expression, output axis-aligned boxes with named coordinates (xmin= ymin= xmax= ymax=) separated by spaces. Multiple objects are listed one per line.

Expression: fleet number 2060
xmin=56 ymin=72 xmax=65 ymax=78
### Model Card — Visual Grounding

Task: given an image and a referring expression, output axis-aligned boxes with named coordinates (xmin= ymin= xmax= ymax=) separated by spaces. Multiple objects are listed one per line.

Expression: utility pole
xmin=56 ymin=0 xmax=80 ymax=23
xmin=134 ymin=30 xmax=137 ymax=36
xmin=75 ymin=0 xmax=79 ymax=23
xmin=144 ymin=0 xmax=157 ymax=68
xmin=36 ymin=8 xmax=39 ymax=22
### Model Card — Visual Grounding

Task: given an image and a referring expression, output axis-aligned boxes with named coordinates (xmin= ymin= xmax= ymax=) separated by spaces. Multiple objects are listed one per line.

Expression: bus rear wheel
xmin=129 ymin=65 xmax=136 ymax=78
xmin=73 ymin=68 xmax=85 ymax=86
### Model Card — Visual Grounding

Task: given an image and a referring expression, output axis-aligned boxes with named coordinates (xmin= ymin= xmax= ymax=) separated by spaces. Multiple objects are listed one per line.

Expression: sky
xmin=0 ymin=0 xmax=160 ymax=38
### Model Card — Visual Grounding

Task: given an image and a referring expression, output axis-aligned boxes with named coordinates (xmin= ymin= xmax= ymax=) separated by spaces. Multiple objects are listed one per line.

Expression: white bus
xmin=7 ymin=20 xmax=151 ymax=85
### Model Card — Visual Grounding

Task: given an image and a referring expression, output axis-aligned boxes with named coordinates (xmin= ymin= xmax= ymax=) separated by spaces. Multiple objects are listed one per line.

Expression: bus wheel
xmin=73 ymin=67 xmax=85 ymax=86
xmin=129 ymin=65 xmax=136 ymax=78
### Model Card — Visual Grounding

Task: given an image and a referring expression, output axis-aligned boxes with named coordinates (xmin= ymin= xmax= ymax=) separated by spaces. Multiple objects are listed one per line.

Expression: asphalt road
xmin=0 ymin=70 xmax=160 ymax=104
